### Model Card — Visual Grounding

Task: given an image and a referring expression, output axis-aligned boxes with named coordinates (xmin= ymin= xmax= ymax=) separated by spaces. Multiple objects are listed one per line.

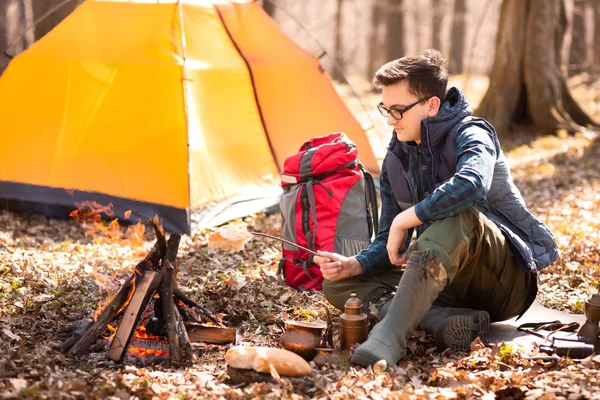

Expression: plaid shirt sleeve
xmin=414 ymin=126 xmax=497 ymax=223
xmin=355 ymin=161 xmax=414 ymax=276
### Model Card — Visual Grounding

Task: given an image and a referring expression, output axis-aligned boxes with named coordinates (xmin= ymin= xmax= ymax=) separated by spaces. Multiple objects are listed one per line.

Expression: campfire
xmin=61 ymin=215 xmax=235 ymax=366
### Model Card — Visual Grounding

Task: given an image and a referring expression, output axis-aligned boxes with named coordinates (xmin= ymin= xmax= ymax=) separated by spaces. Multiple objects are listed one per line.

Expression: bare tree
xmin=568 ymin=0 xmax=588 ymax=75
xmin=476 ymin=0 xmax=597 ymax=136
xmin=431 ymin=0 xmax=444 ymax=53
xmin=384 ymin=0 xmax=404 ymax=61
xmin=0 ymin=2 xmax=8 ymax=55
xmin=593 ymin=0 xmax=600 ymax=72
xmin=449 ymin=0 xmax=466 ymax=74
xmin=261 ymin=0 xmax=276 ymax=17
xmin=332 ymin=0 xmax=345 ymax=82
xmin=33 ymin=0 xmax=83 ymax=40
xmin=366 ymin=0 xmax=383 ymax=81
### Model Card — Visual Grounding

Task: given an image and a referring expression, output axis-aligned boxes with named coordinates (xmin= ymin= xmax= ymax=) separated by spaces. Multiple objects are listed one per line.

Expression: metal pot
xmin=279 ymin=302 xmax=332 ymax=360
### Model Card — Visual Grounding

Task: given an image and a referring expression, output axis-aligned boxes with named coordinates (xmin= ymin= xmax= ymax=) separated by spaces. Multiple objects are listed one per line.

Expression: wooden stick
xmin=162 ymin=234 xmax=187 ymax=365
xmin=161 ymin=260 xmax=182 ymax=363
xmin=107 ymin=270 xmax=161 ymax=361
xmin=174 ymin=299 xmax=197 ymax=364
xmin=68 ymin=274 xmax=136 ymax=356
xmin=173 ymin=287 xmax=221 ymax=326
xmin=147 ymin=215 xmax=167 ymax=260
xmin=250 ymin=231 xmax=319 ymax=256
xmin=184 ymin=323 xmax=236 ymax=344
xmin=60 ymin=320 xmax=93 ymax=352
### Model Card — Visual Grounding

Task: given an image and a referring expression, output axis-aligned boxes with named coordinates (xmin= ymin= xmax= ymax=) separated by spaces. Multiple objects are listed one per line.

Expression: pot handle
xmin=317 ymin=302 xmax=333 ymax=349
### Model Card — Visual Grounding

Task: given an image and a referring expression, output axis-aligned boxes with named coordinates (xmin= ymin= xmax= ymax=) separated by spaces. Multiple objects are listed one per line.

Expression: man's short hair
xmin=374 ymin=49 xmax=448 ymax=103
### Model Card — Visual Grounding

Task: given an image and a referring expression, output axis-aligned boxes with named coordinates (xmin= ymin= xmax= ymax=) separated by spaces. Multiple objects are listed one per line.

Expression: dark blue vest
xmin=384 ymin=87 xmax=558 ymax=273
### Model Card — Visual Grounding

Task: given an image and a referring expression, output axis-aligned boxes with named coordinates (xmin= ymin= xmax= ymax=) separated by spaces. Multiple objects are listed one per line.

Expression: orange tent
xmin=0 ymin=0 xmax=378 ymax=233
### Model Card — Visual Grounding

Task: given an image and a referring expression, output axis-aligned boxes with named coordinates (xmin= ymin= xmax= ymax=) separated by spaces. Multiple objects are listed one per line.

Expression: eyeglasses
xmin=377 ymin=96 xmax=432 ymax=120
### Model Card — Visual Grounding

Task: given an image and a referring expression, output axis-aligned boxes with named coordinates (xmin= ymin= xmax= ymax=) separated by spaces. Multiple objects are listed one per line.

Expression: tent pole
xmin=177 ymin=0 xmax=193 ymax=231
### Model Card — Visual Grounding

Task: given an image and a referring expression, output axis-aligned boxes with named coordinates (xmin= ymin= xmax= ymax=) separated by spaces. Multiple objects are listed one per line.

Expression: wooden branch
xmin=60 ymin=320 xmax=93 ymax=352
xmin=160 ymin=259 xmax=182 ymax=364
xmin=173 ymin=287 xmax=221 ymax=326
xmin=184 ymin=323 xmax=236 ymax=345
xmin=134 ymin=244 xmax=159 ymax=272
xmin=147 ymin=215 xmax=167 ymax=259
xmin=160 ymin=234 xmax=182 ymax=365
xmin=68 ymin=274 xmax=136 ymax=356
xmin=107 ymin=271 xmax=161 ymax=361
xmin=174 ymin=303 xmax=197 ymax=364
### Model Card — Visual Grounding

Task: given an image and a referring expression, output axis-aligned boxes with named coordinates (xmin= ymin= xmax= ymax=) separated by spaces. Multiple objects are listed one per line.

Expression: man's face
xmin=380 ymin=80 xmax=436 ymax=144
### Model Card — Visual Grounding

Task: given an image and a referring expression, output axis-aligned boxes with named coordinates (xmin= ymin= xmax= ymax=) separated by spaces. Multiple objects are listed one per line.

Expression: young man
xmin=313 ymin=49 xmax=558 ymax=367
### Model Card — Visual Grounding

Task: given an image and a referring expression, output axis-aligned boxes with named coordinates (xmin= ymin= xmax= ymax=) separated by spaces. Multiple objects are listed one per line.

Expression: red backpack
xmin=277 ymin=132 xmax=378 ymax=291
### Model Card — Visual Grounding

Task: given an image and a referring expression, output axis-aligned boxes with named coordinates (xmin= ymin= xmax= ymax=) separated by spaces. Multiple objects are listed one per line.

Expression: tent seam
xmin=213 ymin=2 xmax=281 ymax=173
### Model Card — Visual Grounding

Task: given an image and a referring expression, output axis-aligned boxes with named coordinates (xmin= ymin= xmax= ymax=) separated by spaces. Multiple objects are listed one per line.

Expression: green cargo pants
xmin=323 ymin=207 xmax=537 ymax=323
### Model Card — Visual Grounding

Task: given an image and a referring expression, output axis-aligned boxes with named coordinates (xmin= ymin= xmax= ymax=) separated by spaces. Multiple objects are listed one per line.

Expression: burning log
xmin=62 ymin=215 xmax=234 ymax=366
xmin=107 ymin=270 xmax=161 ymax=361
xmin=68 ymin=274 xmax=137 ymax=357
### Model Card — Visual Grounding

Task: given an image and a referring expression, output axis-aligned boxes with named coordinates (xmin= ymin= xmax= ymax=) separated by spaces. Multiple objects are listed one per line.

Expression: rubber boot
xmin=419 ymin=305 xmax=490 ymax=350
xmin=351 ymin=249 xmax=447 ymax=367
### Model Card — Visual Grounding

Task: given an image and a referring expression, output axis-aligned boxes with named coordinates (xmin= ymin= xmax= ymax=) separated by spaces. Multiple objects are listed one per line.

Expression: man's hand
xmin=387 ymin=216 xmax=409 ymax=266
xmin=313 ymin=252 xmax=364 ymax=281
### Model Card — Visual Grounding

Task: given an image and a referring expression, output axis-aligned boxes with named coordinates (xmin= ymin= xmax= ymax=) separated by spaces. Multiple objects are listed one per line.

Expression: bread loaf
xmin=208 ymin=224 xmax=252 ymax=251
xmin=225 ymin=347 xmax=312 ymax=377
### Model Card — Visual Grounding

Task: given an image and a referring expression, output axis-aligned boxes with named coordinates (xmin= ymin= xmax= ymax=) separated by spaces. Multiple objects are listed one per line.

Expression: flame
xmin=69 ymin=201 xmax=145 ymax=247
xmin=94 ymin=272 xmax=139 ymax=322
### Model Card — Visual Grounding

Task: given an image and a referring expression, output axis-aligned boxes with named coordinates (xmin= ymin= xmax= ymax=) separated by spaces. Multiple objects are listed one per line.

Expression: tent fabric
xmin=0 ymin=0 xmax=379 ymax=234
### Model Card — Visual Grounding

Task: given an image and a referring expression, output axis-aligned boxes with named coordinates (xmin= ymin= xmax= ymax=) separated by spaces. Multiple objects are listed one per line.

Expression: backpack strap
xmin=300 ymin=259 xmax=322 ymax=290
xmin=360 ymin=163 xmax=379 ymax=238
xmin=300 ymin=187 xmax=314 ymax=255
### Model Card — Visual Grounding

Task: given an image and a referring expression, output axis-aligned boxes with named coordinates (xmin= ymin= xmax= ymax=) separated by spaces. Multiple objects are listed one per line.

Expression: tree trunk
xmin=366 ymin=0 xmax=382 ymax=81
xmin=475 ymin=0 xmax=597 ymax=136
xmin=568 ymin=0 xmax=587 ymax=75
xmin=261 ymin=0 xmax=276 ymax=17
xmin=449 ymin=0 xmax=466 ymax=74
xmin=22 ymin=0 xmax=34 ymax=47
xmin=33 ymin=0 xmax=82 ymax=42
xmin=384 ymin=0 xmax=404 ymax=61
xmin=331 ymin=0 xmax=345 ymax=82
xmin=593 ymin=0 xmax=600 ymax=72
xmin=431 ymin=0 xmax=444 ymax=53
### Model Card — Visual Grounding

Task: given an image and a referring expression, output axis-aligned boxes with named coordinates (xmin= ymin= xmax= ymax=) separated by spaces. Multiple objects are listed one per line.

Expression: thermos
xmin=577 ymin=293 xmax=600 ymax=352
xmin=340 ymin=293 xmax=369 ymax=351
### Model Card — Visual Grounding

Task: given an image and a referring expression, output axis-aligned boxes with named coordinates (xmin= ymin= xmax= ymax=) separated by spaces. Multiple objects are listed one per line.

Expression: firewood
xmin=160 ymin=233 xmax=196 ymax=365
xmin=174 ymin=299 xmax=197 ymax=363
xmin=107 ymin=271 xmax=162 ymax=361
xmin=59 ymin=320 xmax=93 ymax=352
xmin=184 ymin=323 xmax=236 ymax=344
xmin=160 ymin=234 xmax=182 ymax=364
xmin=173 ymin=287 xmax=221 ymax=326
xmin=147 ymin=215 xmax=167 ymax=259
xmin=68 ymin=274 xmax=136 ymax=356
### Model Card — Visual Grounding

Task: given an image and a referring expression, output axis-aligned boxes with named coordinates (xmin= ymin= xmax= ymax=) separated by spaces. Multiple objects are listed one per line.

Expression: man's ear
xmin=427 ymin=97 xmax=441 ymax=117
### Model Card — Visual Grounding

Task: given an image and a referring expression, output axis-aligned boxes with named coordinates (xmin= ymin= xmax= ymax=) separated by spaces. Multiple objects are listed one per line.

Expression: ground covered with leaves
xmin=3 ymin=80 xmax=600 ymax=399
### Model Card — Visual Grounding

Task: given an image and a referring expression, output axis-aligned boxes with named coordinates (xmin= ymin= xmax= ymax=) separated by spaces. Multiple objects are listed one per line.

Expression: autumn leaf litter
xmin=3 ymin=95 xmax=600 ymax=398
